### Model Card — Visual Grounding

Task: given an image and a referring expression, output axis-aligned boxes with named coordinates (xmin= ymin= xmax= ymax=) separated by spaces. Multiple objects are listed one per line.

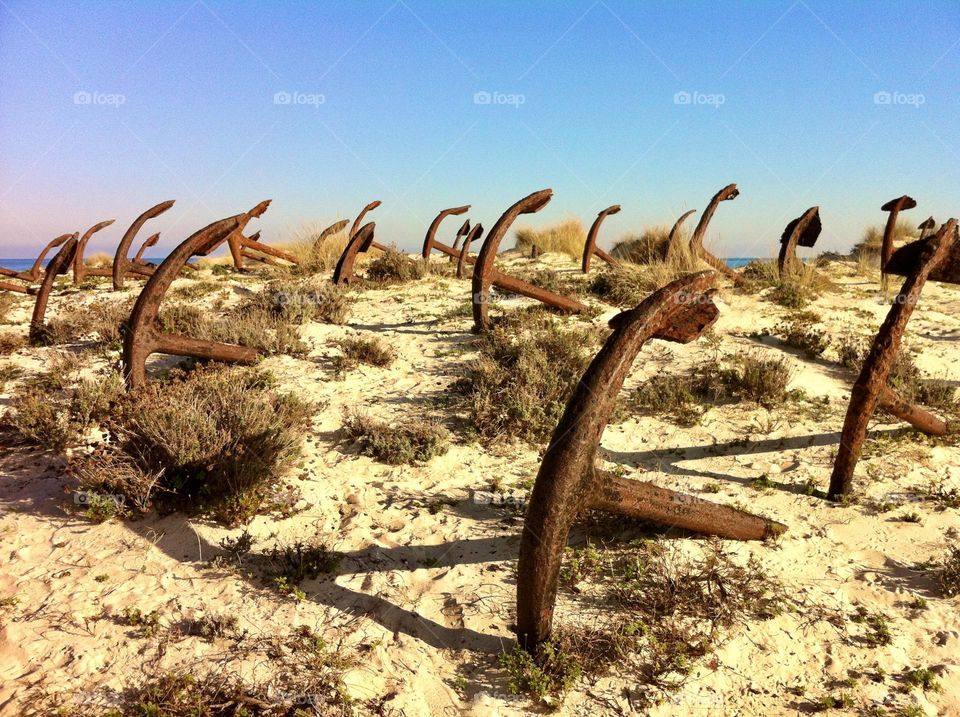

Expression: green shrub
xmin=331 ymin=335 xmax=394 ymax=374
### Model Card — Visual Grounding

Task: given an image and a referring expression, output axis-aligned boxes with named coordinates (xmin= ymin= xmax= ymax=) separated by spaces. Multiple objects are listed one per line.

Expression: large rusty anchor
xmin=689 ymin=184 xmax=746 ymax=285
xmin=421 ymin=205 xmax=471 ymax=260
xmin=449 ymin=219 xmax=472 ymax=264
xmin=456 ymin=223 xmax=484 ymax=279
xmin=471 ymin=189 xmax=588 ymax=332
xmin=879 ymin=195 xmax=916 ymax=290
xmin=777 ymin=206 xmax=821 ymax=278
xmin=29 ymin=235 xmax=80 ymax=343
xmin=226 ymin=227 xmax=299 ymax=271
xmin=122 ymin=202 xmax=271 ymax=390
xmin=515 ymin=272 xmax=786 ymax=650
xmin=112 ymin=200 xmax=176 ymax=290
xmin=580 ymin=205 xmax=621 ymax=273
xmin=828 ymin=218 xmax=959 ymax=500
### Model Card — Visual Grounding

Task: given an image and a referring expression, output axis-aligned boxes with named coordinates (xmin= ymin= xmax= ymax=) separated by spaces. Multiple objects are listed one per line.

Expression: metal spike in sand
xmin=457 ymin=223 xmax=483 ymax=279
xmin=664 ymin=209 xmax=698 ymax=263
xmin=689 ymin=184 xmax=745 ymax=284
xmin=471 ymin=189 xmax=588 ymax=332
xmin=122 ymin=201 xmax=271 ymax=390
xmin=581 ymin=205 xmax=621 ymax=273
xmin=515 ymin=271 xmax=786 ymax=650
xmin=29 ymin=235 xmax=79 ymax=343
xmin=828 ymin=219 xmax=959 ymax=501
xmin=777 ymin=206 xmax=822 ymax=278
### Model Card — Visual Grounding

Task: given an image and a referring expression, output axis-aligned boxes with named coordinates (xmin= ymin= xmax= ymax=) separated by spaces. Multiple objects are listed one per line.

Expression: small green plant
xmin=850 ymin=606 xmax=893 ymax=646
xmin=776 ymin=311 xmax=830 ymax=357
xmin=933 ymin=545 xmax=960 ymax=597
xmin=265 ymin=540 xmax=343 ymax=595
xmin=0 ymin=363 xmax=22 ymax=391
xmin=121 ymin=606 xmax=162 ymax=637
xmin=903 ymin=667 xmax=941 ymax=692
xmin=500 ymin=642 xmax=583 ymax=706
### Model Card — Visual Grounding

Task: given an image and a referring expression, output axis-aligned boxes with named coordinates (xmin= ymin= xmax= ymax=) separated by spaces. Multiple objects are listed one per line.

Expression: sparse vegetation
xmin=634 ymin=351 xmax=794 ymax=423
xmin=776 ymin=311 xmax=830 ymax=357
xmin=364 ymin=249 xmax=429 ymax=283
xmin=341 ymin=410 xmax=449 ymax=464
xmin=0 ymin=331 xmax=25 ymax=355
xmin=282 ymin=219 xmax=351 ymax=275
xmin=72 ymin=366 xmax=312 ymax=526
xmin=331 ymin=335 xmax=395 ymax=375
xmin=37 ymin=297 xmax=134 ymax=348
xmin=0 ymin=362 xmax=22 ymax=391
xmin=851 ymin=219 xmax=917 ymax=268
xmin=454 ymin=316 xmax=601 ymax=443
xmin=514 ymin=217 xmax=585 ymax=259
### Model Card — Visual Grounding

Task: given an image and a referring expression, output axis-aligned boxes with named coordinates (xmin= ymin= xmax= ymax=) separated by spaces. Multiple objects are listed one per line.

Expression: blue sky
xmin=1 ymin=1 xmax=958 ymax=258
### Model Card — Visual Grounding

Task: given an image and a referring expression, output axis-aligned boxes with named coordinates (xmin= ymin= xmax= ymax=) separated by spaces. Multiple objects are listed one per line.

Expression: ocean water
xmin=725 ymin=257 xmax=757 ymax=269
xmin=1 ymin=257 xmax=164 ymax=271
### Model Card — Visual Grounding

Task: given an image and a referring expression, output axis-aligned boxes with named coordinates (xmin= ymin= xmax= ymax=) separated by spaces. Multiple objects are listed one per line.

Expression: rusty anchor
xmin=422 ymin=205 xmax=471 ymax=261
xmin=456 ymin=223 xmax=484 ymax=279
xmin=0 ymin=279 xmax=36 ymax=295
xmin=29 ymin=235 xmax=80 ymax=343
xmin=112 ymin=200 xmax=176 ymax=290
xmin=689 ymin=184 xmax=746 ymax=284
xmin=515 ymin=271 xmax=786 ymax=650
xmin=2 ymin=233 xmax=73 ymax=284
xmin=580 ymin=205 xmax=621 ymax=273
xmin=226 ymin=227 xmax=300 ymax=272
xmin=122 ymin=201 xmax=271 ymax=390
xmin=664 ymin=209 xmax=698 ymax=263
xmin=471 ymin=189 xmax=588 ymax=332
xmin=72 ymin=220 xmax=117 ymax=285
xmin=777 ymin=207 xmax=822 ymax=278
xmin=449 ymin=219 xmax=472 ymax=264
xmin=917 ymin=217 xmax=936 ymax=241
xmin=828 ymin=218 xmax=959 ymax=500
xmin=317 ymin=219 xmax=350 ymax=248
xmin=879 ymin=195 xmax=917 ymax=291
xmin=331 ymin=223 xmax=377 ymax=286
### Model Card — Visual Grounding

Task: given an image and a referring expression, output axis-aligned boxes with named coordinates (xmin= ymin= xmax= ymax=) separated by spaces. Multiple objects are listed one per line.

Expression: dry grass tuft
xmin=0 ymin=331 xmax=26 ymax=355
xmin=281 ymin=220 xmax=351 ymax=275
xmin=850 ymin=218 xmax=917 ymax=268
xmin=331 ymin=335 xmax=394 ymax=375
xmin=364 ymin=249 xmax=429 ymax=283
xmin=78 ymin=365 xmax=314 ymax=526
xmin=610 ymin=224 xmax=674 ymax=263
xmin=341 ymin=410 xmax=450 ymax=465
xmin=455 ymin=316 xmax=602 ymax=444
xmin=40 ymin=297 xmax=135 ymax=348
xmin=514 ymin=218 xmax=585 ymax=259
xmin=249 ymin=279 xmax=351 ymax=325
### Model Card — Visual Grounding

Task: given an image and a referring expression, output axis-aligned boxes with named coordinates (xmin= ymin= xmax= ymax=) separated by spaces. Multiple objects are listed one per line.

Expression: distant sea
xmin=0 ymin=257 xmax=164 ymax=271
xmin=1 ymin=256 xmax=760 ymax=270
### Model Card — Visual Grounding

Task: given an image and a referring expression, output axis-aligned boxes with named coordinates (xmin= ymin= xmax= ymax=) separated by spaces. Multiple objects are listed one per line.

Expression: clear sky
xmin=1 ymin=1 xmax=958 ymax=259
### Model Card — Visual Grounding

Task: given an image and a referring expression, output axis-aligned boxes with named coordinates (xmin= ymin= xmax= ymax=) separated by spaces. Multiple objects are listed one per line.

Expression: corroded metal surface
xmin=885 ymin=231 xmax=960 ymax=285
xmin=29 ymin=235 xmax=79 ymax=343
xmin=689 ymin=184 xmax=744 ymax=284
xmin=879 ymin=195 xmax=917 ymax=271
xmin=73 ymin=220 xmax=116 ymax=285
xmin=777 ymin=206 xmax=821 ymax=277
xmin=457 ymin=223 xmax=483 ymax=279
xmin=471 ymin=189 xmax=586 ymax=332
xmin=581 ymin=205 xmax=621 ymax=273
xmin=918 ymin=216 xmax=936 ymax=241
xmin=0 ymin=280 xmax=34 ymax=294
xmin=112 ymin=200 xmax=175 ymax=290
xmin=516 ymin=271 xmax=784 ymax=650
xmin=422 ymin=205 xmax=470 ymax=259
xmin=664 ymin=209 xmax=697 ymax=263
xmin=332 ymin=223 xmax=376 ymax=286
xmin=451 ymin=219 xmax=471 ymax=254
xmin=351 ymin=201 xmax=382 ymax=240
xmin=227 ymin=229 xmax=299 ymax=271
xmin=122 ymin=202 xmax=270 ymax=389
xmin=134 ymin=232 xmax=161 ymax=264
xmin=828 ymin=219 xmax=959 ymax=500
xmin=317 ymin=219 xmax=350 ymax=247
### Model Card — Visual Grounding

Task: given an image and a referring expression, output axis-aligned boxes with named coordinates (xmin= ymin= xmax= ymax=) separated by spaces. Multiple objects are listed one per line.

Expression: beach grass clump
xmin=0 ymin=332 xmax=25 ymax=355
xmin=610 ymin=224 xmax=673 ymax=264
xmin=850 ymin=218 xmax=917 ymax=268
xmin=455 ymin=317 xmax=601 ymax=444
xmin=364 ymin=249 xmax=429 ymax=283
xmin=514 ymin=218 xmax=585 ymax=259
xmin=282 ymin=219 xmax=351 ymax=275
xmin=0 ymin=293 xmax=19 ymax=324
xmin=331 ymin=335 xmax=395 ymax=375
xmin=341 ymin=410 xmax=449 ymax=465
xmin=634 ymin=351 xmax=793 ymax=423
xmin=71 ymin=366 xmax=312 ymax=526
